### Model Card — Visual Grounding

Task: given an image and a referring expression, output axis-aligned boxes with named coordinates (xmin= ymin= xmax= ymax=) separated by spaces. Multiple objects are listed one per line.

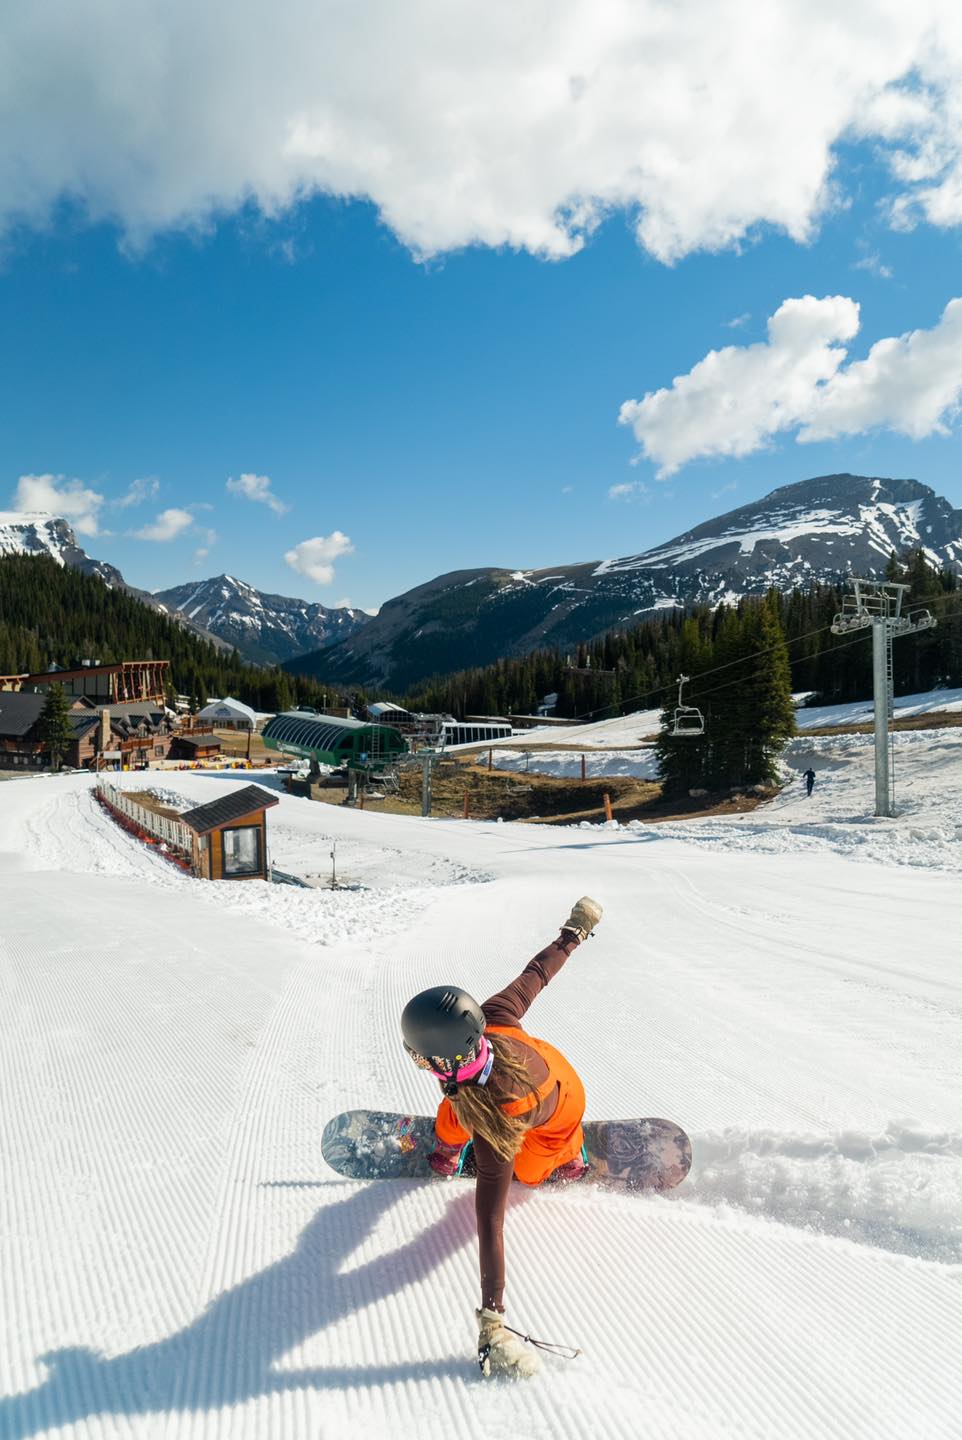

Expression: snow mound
xmin=685 ymin=1124 xmax=962 ymax=1263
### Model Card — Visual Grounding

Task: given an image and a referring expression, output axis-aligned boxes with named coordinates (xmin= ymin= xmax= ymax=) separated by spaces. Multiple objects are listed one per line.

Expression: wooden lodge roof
xmin=174 ymin=732 xmax=221 ymax=750
xmin=0 ymin=692 xmax=45 ymax=736
xmin=19 ymin=660 xmax=170 ymax=684
xmin=179 ymin=784 xmax=279 ymax=835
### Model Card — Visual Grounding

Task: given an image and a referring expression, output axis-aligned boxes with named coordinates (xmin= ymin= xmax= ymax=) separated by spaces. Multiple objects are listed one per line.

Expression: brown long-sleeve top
xmin=468 ymin=931 xmax=581 ymax=1310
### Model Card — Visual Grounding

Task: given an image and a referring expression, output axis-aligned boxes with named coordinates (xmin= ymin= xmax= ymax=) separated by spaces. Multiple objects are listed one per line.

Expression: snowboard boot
xmin=547 ymin=1143 xmax=590 ymax=1183
xmin=429 ymin=1139 xmax=475 ymax=1178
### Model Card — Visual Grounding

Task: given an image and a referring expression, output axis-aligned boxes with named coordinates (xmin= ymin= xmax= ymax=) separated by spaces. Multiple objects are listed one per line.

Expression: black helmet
xmin=401 ymin=985 xmax=485 ymax=1076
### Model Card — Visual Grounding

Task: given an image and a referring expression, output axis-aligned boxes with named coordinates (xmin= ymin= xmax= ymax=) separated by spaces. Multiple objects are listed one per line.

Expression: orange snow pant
xmin=434 ymin=1025 xmax=586 ymax=1185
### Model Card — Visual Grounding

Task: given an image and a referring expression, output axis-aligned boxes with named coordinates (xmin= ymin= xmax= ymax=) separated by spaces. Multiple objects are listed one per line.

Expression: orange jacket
xmin=435 ymin=1022 xmax=585 ymax=1184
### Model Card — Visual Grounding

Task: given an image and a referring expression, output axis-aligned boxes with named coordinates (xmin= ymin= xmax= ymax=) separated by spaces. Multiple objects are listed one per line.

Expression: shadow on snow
xmin=0 ymin=1181 xmax=492 ymax=1437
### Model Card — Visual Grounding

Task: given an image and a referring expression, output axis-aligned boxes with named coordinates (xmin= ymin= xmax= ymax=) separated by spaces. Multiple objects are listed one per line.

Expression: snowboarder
xmin=400 ymin=895 xmax=603 ymax=1380
xmin=803 ymin=767 xmax=816 ymax=797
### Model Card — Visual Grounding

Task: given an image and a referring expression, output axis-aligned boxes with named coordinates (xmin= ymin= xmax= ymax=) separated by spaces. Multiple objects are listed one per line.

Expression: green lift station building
xmin=262 ymin=710 xmax=407 ymax=770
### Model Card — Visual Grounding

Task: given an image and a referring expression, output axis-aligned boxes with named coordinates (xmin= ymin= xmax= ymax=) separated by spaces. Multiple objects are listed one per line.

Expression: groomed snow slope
xmin=1 ymin=763 xmax=961 ymax=1440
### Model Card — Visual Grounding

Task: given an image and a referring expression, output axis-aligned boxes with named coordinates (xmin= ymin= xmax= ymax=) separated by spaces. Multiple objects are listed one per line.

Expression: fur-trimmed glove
xmin=476 ymin=1308 xmax=542 ymax=1379
xmin=561 ymin=895 xmax=603 ymax=941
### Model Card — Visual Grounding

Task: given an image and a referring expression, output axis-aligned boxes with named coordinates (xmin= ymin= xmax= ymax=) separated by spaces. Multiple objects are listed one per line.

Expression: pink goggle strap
xmin=430 ymin=1034 xmax=491 ymax=1085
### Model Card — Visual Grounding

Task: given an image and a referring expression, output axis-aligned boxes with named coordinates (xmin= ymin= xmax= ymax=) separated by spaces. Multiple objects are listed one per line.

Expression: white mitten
xmin=561 ymin=895 xmax=603 ymax=941
xmin=476 ymin=1308 xmax=542 ymax=1379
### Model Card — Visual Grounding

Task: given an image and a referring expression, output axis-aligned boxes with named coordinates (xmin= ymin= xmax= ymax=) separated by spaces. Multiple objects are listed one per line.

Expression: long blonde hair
xmin=449 ymin=1033 xmax=541 ymax=1161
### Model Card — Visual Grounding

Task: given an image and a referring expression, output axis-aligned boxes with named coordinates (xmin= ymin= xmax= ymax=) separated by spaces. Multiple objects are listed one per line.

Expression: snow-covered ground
xmin=514 ymin=684 xmax=962 ymax=749
xmin=511 ymin=708 xmax=663 ymax=746
xmin=794 ymin=683 xmax=962 ymax=730
xmin=1 ymin=753 xmax=961 ymax=1439
xmin=492 ymin=686 xmax=962 ymax=788
xmin=570 ymin=727 xmax=962 ymax=874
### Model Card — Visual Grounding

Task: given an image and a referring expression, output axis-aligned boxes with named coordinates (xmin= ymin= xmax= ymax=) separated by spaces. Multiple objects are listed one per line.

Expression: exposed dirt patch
xmin=213 ymin=727 xmax=273 ymax=761
xmin=297 ymin=760 xmax=774 ymax=826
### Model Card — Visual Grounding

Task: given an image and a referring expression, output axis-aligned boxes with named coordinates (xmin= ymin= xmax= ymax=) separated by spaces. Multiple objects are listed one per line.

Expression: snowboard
xmin=321 ymin=1110 xmax=691 ymax=1190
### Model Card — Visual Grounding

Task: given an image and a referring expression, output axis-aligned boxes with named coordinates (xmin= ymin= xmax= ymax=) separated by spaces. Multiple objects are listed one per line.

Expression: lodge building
xmin=0 ymin=693 xmax=222 ymax=771
xmin=0 ymin=660 xmax=170 ymax=704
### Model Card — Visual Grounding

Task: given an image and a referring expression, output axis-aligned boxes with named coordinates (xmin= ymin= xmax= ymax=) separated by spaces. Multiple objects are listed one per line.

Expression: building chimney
xmin=100 ymin=707 xmax=111 ymax=752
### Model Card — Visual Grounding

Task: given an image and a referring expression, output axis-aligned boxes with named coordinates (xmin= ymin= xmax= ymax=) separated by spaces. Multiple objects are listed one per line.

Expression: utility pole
xmin=421 ymin=752 xmax=433 ymax=816
xmin=831 ymin=580 xmax=936 ymax=817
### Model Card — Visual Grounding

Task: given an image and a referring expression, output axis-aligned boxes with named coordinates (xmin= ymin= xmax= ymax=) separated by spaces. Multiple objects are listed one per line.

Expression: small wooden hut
xmin=179 ymin=784 xmax=279 ymax=880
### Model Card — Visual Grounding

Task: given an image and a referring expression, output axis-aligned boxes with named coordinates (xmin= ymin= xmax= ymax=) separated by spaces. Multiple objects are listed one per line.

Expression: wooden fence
xmin=95 ymin=779 xmax=194 ymax=868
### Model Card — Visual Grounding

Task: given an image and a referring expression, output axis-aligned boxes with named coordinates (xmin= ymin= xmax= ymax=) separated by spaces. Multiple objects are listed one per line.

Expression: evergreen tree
xmin=737 ymin=593 xmax=796 ymax=784
xmin=656 ymin=597 xmax=794 ymax=796
xmin=884 ymin=551 xmax=904 ymax=582
xmin=39 ymin=684 xmax=73 ymax=770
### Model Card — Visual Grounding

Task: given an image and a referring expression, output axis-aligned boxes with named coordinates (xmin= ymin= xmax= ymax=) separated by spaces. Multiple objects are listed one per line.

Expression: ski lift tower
xmin=830 ymin=580 xmax=936 ymax=817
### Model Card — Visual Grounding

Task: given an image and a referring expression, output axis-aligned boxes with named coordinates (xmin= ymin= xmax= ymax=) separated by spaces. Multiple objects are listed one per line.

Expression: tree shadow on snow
xmin=0 ymin=1181 xmax=493 ymax=1438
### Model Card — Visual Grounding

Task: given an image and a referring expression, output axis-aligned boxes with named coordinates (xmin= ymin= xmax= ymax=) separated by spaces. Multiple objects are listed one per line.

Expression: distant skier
xmin=400 ymin=895 xmax=603 ymax=1380
xmin=803 ymin=767 xmax=816 ymax=797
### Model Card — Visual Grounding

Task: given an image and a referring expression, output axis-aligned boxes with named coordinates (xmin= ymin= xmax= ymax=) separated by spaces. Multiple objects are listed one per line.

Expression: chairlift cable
xmin=504 ymin=581 xmax=954 ymax=730
xmin=565 ymin=613 xmax=852 ymax=724
xmin=679 ymin=628 xmax=876 ymax=708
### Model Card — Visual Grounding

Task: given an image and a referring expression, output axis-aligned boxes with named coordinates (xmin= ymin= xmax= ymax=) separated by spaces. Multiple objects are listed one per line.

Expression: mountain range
xmin=0 ymin=513 xmax=366 ymax=666
xmin=4 ymin=473 xmax=961 ymax=691
xmin=285 ymin=474 xmax=962 ymax=691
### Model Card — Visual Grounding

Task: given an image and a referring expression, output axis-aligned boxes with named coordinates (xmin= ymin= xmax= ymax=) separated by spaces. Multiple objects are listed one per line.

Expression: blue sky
xmin=4 ymin=5 xmax=962 ymax=612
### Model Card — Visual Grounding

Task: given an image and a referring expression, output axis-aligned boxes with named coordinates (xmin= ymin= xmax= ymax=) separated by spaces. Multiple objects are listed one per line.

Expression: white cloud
xmin=12 ymin=473 xmax=104 ymax=535
xmin=284 ymin=531 xmax=354 ymax=585
xmin=133 ymin=507 xmax=194 ymax=542
xmin=620 ymin=294 xmax=962 ymax=472
xmin=620 ymin=296 xmax=860 ymax=474
xmin=853 ymin=252 xmax=894 ymax=280
xmin=725 ymin=313 xmax=752 ymax=330
xmin=608 ymin=480 xmax=650 ymax=502
xmin=226 ymin=472 xmax=289 ymax=515
xmin=2 ymin=5 xmax=962 ymax=262
xmin=800 ymin=297 xmax=962 ymax=442
xmin=193 ymin=547 xmax=210 ymax=566
xmin=112 ymin=475 xmax=160 ymax=509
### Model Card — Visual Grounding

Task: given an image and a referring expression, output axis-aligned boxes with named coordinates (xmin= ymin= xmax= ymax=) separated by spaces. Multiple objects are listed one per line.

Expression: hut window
xmin=222 ymin=825 xmax=261 ymax=876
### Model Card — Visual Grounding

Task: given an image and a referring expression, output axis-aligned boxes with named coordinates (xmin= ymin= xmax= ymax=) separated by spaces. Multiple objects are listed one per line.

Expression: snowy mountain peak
xmin=153 ymin=574 xmax=370 ymax=667
xmin=0 ymin=511 xmax=126 ymax=585
xmin=0 ymin=511 xmax=78 ymax=564
xmin=598 ymin=474 xmax=962 ymax=592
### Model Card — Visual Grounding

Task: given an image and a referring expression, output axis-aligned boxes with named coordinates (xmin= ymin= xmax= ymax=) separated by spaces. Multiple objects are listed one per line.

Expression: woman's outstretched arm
xmin=482 ymin=896 xmax=602 ymax=1027
xmin=482 ymin=933 xmax=581 ymax=1027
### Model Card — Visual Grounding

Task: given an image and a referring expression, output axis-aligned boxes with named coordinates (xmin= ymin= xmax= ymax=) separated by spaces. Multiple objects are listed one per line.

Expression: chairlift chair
xmin=671 ymin=674 xmax=705 ymax=738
